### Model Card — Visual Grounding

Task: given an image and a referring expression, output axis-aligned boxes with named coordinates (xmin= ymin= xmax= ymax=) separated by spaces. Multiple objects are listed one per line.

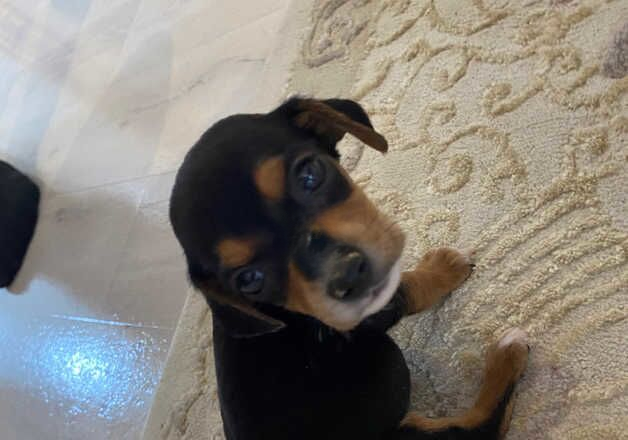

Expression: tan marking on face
xmin=216 ymin=238 xmax=257 ymax=268
xmin=311 ymin=179 xmax=405 ymax=269
xmin=284 ymin=263 xmax=361 ymax=332
xmin=283 ymin=169 xmax=404 ymax=330
xmin=254 ymin=156 xmax=285 ymax=201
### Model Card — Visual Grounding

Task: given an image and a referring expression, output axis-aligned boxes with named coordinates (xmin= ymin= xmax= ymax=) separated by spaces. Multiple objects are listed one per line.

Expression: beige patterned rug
xmin=143 ymin=1 xmax=628 ymax=439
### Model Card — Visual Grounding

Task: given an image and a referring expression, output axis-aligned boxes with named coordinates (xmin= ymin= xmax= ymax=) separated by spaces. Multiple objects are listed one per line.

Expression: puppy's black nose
xmin=328 ymin=249 xmax=370 ymax=300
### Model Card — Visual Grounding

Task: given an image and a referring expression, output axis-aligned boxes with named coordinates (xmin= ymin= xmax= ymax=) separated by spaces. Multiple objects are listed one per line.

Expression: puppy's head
xmin=170 ymin=97 xmax=405 ymax=336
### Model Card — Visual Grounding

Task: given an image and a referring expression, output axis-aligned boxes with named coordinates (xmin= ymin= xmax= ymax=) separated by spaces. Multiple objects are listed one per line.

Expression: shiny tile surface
xmin=0 ymin=0 xmax=290 ymax=438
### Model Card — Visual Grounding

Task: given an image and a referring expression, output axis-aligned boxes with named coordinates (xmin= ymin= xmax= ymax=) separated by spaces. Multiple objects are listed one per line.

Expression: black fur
xmin=0 ymin=161 xmax=40 ymax=288
xmin=213 ymin=303 xmax=410 ymax=440
xmin=169 ymin=98 xmax=520 ymax=439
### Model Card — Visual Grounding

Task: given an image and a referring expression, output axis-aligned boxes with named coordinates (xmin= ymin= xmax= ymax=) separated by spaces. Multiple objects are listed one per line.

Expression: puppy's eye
xmin=304 ymin=231 xmax=329 ymax=254
xmin=296 ymin=157 xmax=326 ymax=192
xmin=234 ymin=268 xmax=265 ymax=295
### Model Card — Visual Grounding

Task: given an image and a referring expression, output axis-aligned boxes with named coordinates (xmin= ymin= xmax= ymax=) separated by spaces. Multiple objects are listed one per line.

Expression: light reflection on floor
xmin=0 ymin=0 xmax=289 ymax=437
xmin=32 ymin=326 xmax=162 ymax=420
xmin=0 ymin=313 xmax=169 ymax=438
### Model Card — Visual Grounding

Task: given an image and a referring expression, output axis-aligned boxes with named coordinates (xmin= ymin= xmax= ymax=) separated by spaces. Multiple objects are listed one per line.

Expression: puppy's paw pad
xmin=459 ymin=248 xmax=477 ymax=265
xmin=489 ymin=327 xmax=529 ymax=381
xmin=422 ymin=247 xmax=475 ymax=283
xmin=498 ymin=327 xmax=528 ymax=350
xmin=423 ymin=247 xmax=472 ymax=266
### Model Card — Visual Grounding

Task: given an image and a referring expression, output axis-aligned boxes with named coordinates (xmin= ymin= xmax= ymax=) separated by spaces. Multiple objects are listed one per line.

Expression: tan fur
xmin=254 ymin=156 xmax=285 ymax=201
xmin=311 ymin=181 xmax=404 ymax=270
xmin=402 ymin=329 xmax=528 ymax=437
xmin=216 ymin=238 xmax=257 ymax=268
xmin=284 ymin=176 xmax=404 ymax=330
xmin=284 ymin=263 xmax=359 ymax=331
xmin=498 ymin=396 xmax=516 ymax=438
xmin=293 ymin=99 xmax=388 ymax=152
xmin=401 ymin=248 xmax=473 ymax=313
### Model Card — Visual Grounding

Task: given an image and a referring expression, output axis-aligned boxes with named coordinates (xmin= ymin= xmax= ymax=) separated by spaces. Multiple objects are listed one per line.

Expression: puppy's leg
xmin=388 ymin=328 xmax=529 ymax=440
xmin=401 ymin=247 xmax=474 ymax=314
xmin=359 ymin=248 xmax=473 ymax=332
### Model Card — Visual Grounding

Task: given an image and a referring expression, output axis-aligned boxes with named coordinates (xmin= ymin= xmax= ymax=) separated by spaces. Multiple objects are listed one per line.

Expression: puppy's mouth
xmin=358 ymin=259 xmax=402 ymax=319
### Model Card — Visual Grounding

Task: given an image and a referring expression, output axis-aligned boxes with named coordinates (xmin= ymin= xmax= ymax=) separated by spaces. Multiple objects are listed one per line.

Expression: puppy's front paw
xmin=418 ymin=247 xmax=475 ymax=293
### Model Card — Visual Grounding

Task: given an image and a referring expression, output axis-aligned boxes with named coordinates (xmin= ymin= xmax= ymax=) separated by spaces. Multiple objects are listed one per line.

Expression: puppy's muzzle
xmin=327 ymin=247 xmax=371 ymax=300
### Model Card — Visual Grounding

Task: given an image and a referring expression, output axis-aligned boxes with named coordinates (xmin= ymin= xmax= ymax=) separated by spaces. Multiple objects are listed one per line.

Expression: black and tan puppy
xmin=169 ymin=97 xmax=529 ymax=440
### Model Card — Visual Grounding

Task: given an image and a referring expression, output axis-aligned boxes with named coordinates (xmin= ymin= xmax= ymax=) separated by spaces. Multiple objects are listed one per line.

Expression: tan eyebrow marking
xmin=216 ymin=238 xmax=258 ymax=267
xmin=254 ymin=156 xmax=285 ymax=201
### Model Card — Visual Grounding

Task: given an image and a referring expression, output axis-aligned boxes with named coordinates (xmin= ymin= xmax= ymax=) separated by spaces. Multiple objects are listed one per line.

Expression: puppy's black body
xmin=170 ymin=97 xmax=528 ymax=440
xmin=213 ymin=302 xmax=410 ymax=440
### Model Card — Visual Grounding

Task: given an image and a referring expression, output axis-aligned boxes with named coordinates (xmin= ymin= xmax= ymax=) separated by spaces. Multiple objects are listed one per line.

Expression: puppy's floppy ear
xmin=209 ymin=299 xmax=285 ymax=338
xmin=277 ymin=97 xmax=388 ymax=155
xmin=187 ymin=260 xmax=285 ymax=338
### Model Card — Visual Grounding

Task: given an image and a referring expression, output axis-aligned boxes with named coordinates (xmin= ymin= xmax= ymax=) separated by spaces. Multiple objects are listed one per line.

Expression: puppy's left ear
xmin=276 ymin=97 xmax=388 ymax=155
xmin=197 ymin=281 xmax=286 ymax=338
xmin=209 ymin=298 xmax=286 ymax=338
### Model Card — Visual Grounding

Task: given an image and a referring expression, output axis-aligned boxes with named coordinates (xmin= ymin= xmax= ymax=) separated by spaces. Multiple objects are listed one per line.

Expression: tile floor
xmin=0 ymin=1 xmax=290 ymax=438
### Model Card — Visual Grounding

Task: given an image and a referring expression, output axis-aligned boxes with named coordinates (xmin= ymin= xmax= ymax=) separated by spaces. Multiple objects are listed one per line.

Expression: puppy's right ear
xmin=274 ymin=97 xmax=388 ymax=156
xmin=187 ymin=260 xmax=285 ymax=338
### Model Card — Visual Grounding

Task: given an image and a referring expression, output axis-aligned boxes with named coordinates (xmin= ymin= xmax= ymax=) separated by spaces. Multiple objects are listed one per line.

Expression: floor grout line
xmin=50 ymin=313 xmax=173 ymax=330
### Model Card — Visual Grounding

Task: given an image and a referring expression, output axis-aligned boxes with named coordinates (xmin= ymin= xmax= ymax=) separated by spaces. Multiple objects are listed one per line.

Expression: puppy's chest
xmin=214 ymin=326 xmax=410 ymax=440
xmin=215 ymin=326 xmax=407 ymax=398
xmin=221 ymin=327 xmax=363 ymax=381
